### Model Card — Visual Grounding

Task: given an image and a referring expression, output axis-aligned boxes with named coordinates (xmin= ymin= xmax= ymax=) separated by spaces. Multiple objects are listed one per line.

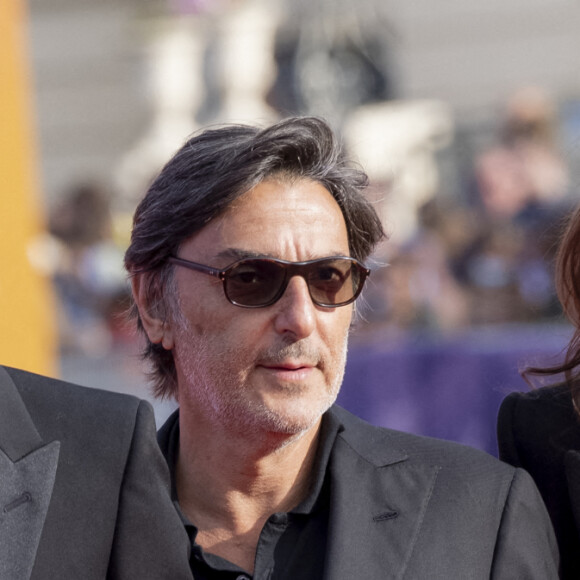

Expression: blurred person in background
xmin=474 ymin=86 xmax=570 ymax=223
xmin=430 ymin=86 xmax=573 ymax=330
xmin=367 ymin=199 xmax=472 ymax=333
xmin=498 ymin=201 xmax=580 ymax=580
xmin=0 ymin=364 xmax=192 ymax=580
xmin=48 ymin=181 xmax=130 ymax=356
xmin=126 ymin=115 xmax=557 ymax=578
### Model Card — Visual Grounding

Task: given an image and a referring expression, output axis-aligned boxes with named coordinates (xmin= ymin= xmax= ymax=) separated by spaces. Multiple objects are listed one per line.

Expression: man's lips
xmin=257 ymin=361 xmax=317 ymax=380
xmin=258 ymin=360 xmax=316 ymax=371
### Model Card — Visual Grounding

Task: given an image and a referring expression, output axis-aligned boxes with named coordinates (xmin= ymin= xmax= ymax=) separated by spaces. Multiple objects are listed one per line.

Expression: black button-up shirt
xmin=157 ymin=410 xmax=342 ymax=580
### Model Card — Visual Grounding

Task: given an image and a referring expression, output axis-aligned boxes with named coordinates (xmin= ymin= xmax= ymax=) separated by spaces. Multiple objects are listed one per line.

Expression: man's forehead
xmin=178 ymin=177 xmax=349 ymax=260
xmin=212 ymin=248 xmax=351 ymax=263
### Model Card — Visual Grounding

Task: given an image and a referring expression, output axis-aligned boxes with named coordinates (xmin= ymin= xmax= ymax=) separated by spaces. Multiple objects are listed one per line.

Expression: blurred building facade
xmin=28 ymin=0 xmax=580 ymax=205
xmin=24 ymin=0 xmax=580 ymax=357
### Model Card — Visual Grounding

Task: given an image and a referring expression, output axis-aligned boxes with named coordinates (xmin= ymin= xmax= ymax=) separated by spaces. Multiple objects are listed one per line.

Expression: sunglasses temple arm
xmin=168 ymin=257 xmax=224 ymax=279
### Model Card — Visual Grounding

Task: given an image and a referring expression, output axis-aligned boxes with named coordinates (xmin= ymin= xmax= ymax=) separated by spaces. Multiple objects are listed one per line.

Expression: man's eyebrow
xmin=214 ymin=248 xmax=352 ymax=262
xmin=214 ymin=248 xmax=271 ymax=261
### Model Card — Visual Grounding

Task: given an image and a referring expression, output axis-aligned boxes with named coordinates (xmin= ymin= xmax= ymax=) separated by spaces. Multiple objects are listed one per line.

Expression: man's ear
xmin=131 ymin=273 xmax=175 ymax=350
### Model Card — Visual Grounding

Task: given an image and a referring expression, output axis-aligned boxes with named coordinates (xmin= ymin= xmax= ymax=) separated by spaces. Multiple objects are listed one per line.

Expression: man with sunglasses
xmin=125 ymin=116 xmax=558 ymax=578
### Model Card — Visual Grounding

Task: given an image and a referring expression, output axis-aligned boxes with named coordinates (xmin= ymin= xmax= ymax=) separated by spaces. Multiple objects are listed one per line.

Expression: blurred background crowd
xmin=4 ymin=0 xmax=580 ymax=449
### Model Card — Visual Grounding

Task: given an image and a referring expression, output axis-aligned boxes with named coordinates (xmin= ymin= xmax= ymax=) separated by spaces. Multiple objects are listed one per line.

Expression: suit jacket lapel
xmin=323 ymin=409 xmax=440 ymax=580
xmin=0 ymin=366 xmax=43 ymax=461
xmin=0 ymin=367 xmax=60 ymax=580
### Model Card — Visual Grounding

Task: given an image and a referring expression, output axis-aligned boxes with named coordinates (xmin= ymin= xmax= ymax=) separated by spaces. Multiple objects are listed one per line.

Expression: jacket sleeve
xmin=106 ymin=401 xmax=193 ymax=580
xmin=490 ymin=467 xmax=559 ymax=579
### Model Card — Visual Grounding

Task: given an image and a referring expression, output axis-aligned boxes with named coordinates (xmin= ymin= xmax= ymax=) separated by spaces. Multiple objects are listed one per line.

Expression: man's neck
xmin=175 ymin=408 xmax=322 ymax=573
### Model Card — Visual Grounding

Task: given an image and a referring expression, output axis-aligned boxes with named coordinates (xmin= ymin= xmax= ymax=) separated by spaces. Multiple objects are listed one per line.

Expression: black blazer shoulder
xmin=334 ymin=403 xmax=515 ymax=474
xmin=498 ymin=385 xmax=580 ymax=579
xmin=5 ymin=364 xmax=142 ymax=424
xmin=0 ymin=365 xmax=192 ymax=580
xmin=498 ymin=384 xmax=580 ymax=462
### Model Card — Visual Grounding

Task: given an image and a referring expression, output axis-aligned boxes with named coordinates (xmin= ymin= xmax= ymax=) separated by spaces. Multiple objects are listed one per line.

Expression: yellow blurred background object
xmin=0 ymin=0 xmax=57 ymax=376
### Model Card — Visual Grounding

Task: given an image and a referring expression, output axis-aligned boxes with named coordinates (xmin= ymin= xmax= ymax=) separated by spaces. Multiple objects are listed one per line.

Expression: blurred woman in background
xmin=498 ymin=202 xmax=580 ymax=579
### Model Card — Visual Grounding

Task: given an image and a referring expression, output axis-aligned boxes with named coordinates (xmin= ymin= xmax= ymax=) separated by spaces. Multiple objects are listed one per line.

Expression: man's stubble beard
xmin=172 ymin=317 xmax=349 ymax=437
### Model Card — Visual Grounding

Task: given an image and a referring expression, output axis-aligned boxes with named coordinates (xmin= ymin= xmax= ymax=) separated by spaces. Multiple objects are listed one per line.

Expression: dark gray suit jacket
xmin=314 ymin=406 xmax=558 ymax=580
xmin=0 ymin=365 xmax=192 ymax=580
xmin=165 ymin=403 xmax=558 ymax=578
xmin=322 ymin=406 xmax=559 ymax=579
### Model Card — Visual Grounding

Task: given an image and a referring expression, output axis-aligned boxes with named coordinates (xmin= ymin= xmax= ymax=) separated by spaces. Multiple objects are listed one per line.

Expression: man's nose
xmin=272 ymin=276 xmax=316 ymax=339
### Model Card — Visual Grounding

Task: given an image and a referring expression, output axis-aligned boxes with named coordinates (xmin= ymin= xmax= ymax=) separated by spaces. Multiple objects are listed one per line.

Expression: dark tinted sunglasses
xmin=168 ymin=255 xmax=370 ymax=308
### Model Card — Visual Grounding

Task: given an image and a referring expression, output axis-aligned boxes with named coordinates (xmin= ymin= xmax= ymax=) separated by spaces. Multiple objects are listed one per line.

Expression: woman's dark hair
xmin=524 ymin=203 xmax=580 ymax=409
xmin=124 ymin=116 xmax=385 ymax=398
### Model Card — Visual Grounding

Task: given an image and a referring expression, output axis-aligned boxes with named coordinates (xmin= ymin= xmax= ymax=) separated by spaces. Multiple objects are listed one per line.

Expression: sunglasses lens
xmin=223 ymin=257 xmax=365 ymax=307
xmin=307 ymin=259 xmax=360 ymax=306
xmin=225 ymin=260 xmax=285 ymax=306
